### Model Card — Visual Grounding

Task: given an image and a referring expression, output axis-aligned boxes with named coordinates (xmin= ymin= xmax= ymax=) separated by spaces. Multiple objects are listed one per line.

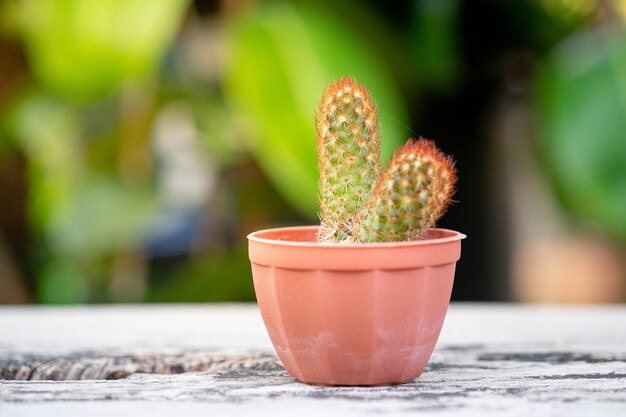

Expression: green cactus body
xmin=316 ymin=77 xmax=380 ymax=242
xmin=356 ymin=139 xmax=457 ymax=243
xmin=315 ymin=77 xmax=456 ymax=243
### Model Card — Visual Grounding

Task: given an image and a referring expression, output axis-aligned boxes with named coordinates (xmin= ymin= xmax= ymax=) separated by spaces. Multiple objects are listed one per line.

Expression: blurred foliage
xmin=0 ymin=0 xmax=624 ymax=304
xmin=537 ymin=26 xmax=626 ymax=242
xmin=148 ymin=245 xmax=255 ymax=302
xmin=536 ymin=0 xmax=596 ymax=23
xmin=411 ymin=0 xmax=461 ymax=94
xmin=224 ymin=1 xmax=409 ymax=218
xmin=19 ymin=0 xmax=188 ymax=101
xmin=0 ymin=0 xmax=415 ymax=303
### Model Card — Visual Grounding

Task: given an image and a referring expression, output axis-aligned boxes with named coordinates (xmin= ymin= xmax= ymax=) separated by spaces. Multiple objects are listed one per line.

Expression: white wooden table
xmin=1 ymin=303 xmax=625 ymax=416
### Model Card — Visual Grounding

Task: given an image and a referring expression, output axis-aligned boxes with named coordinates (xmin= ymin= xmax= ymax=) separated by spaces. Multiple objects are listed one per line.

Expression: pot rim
xmin=247 ymin=225 xmax=466 ymax=248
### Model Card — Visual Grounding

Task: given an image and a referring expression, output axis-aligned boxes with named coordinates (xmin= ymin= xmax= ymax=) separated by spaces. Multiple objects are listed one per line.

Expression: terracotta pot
xmin=248 ymin=226 xmax=465 ymax=386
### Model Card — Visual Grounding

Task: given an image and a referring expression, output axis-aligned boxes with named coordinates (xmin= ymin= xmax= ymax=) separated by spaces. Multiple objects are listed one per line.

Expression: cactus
xmin=316 ymin=77 xmax=380 ymax=242
xmin=356 ymin=139 xmax=457 ymax=242
xmin=315 ymin=77 xmax=457 ymax=243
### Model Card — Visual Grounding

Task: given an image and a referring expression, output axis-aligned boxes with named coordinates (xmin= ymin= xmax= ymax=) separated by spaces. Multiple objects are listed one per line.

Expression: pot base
xmin=295 ymin=376 xmax=420 ymax=387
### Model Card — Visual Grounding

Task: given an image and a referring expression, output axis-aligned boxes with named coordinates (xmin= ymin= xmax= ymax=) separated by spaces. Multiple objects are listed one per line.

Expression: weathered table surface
xmin=0 ymin=303 xmax=625 ymax=416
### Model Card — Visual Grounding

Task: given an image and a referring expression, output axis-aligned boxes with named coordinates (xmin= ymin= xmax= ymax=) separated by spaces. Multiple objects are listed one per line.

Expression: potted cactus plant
xmin=248 ymin=77 xmax=465 ymax=386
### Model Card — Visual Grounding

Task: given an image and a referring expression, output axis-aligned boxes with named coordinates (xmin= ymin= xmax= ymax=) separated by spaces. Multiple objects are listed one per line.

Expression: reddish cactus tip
xmin=392 ymin=138 xmax=457 ymax=187
xmin=394 ymin=137 xmax=458 ymax=215
xmin=317 ymin=77 xmax=375 ymax=111
xmin=325 ymin=76 xmax=362 ymax=90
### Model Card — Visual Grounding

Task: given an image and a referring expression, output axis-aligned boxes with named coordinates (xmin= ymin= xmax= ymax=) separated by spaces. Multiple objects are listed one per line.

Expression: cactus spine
xmin=316 ymin=77 xmax=380 ymax=242
xmin=315 ymin=77 xmax=457 ymax=243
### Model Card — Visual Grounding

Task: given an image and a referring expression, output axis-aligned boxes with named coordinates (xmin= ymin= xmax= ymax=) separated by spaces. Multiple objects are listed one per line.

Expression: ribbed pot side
xmin=248 ymin=226 xmax=465 ymax=386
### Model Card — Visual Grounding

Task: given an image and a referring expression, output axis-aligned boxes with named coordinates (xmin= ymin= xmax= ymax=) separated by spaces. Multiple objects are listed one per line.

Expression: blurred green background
xmin=0 ymin=0 xmax=625 ymax=304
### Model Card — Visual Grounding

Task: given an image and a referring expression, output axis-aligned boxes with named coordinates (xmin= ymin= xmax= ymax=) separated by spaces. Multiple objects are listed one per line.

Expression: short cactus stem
xmin=355 ymin=138 xmax=457 ymax=242
xmin=316 ymin=77 xmax=380 ymax=242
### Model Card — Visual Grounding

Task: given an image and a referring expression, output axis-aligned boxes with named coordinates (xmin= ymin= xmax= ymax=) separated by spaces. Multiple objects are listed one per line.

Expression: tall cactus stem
xmin=316 ymin=77 xmax=380 ymax=242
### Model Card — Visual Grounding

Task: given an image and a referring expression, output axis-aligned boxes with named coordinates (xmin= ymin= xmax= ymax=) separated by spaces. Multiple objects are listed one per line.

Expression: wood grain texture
xmin=0 ymin=304 xmax=625 ymax=416
xmin=1 ymin=351 xmax=280 ymax=381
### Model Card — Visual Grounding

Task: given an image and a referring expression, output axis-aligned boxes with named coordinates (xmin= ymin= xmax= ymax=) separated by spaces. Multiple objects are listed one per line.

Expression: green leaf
xmin=536 ymin=28 xmax=626 ymax=241
xmin=19 ymin=0 xmax=188 ymax=101
xmin=411 ymin=0 xmax=461 ymax=93
xmin=8 ymin=92 xmax=82 ymax=230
